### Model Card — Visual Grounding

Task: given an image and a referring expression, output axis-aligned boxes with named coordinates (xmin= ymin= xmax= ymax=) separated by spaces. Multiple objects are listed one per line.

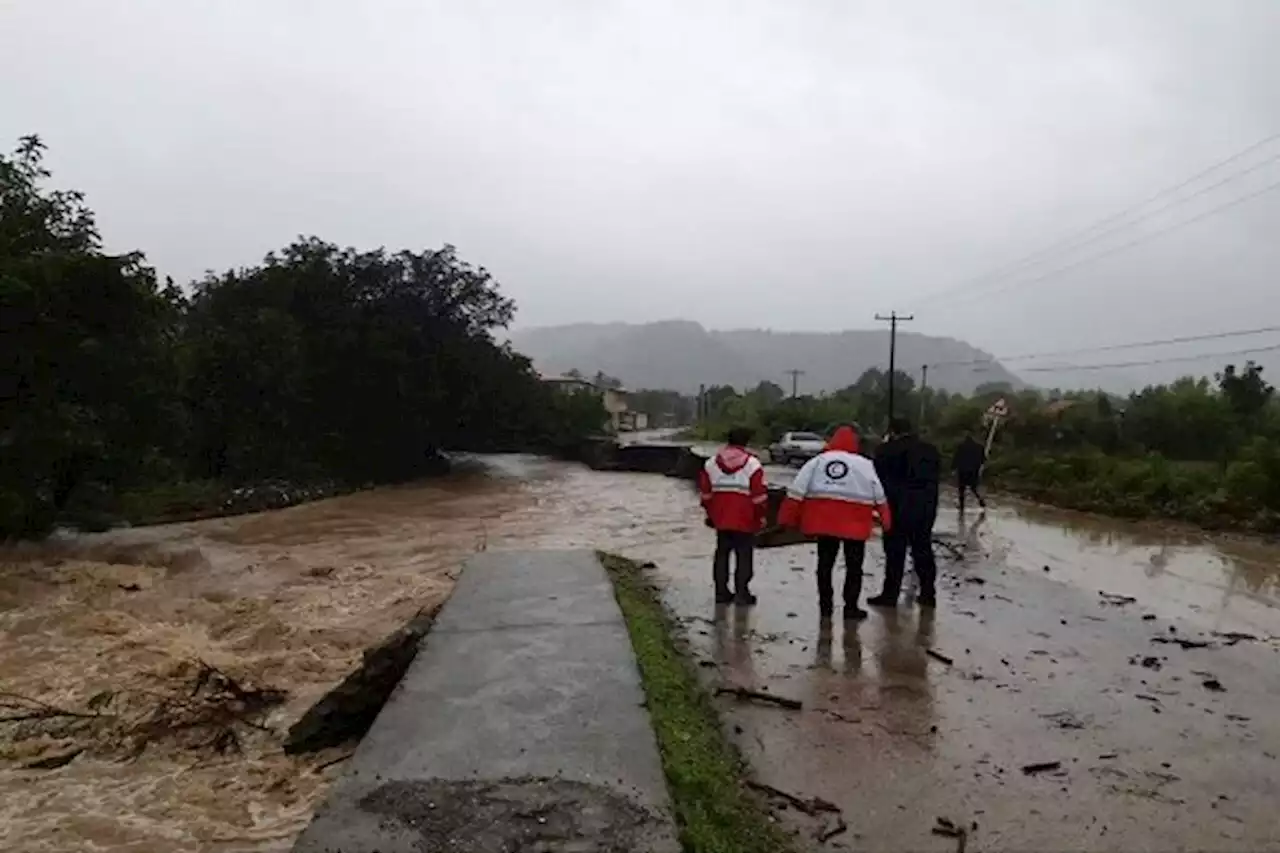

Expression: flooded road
xmin=1 ymin=454 xmax=1278 ymax=850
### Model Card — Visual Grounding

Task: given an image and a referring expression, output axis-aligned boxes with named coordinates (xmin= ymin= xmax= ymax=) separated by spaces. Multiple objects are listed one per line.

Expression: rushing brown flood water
xmin=1 ymin=453 xmax=1278 ymax=851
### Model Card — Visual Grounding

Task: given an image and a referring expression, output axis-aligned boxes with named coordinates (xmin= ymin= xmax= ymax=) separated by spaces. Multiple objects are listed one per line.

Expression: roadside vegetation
xmin=600 ymin=553 xmax=798 ymax=853
xmin=1 ymin=136 xmax=606 ymax=539
xmin=692 ymin=365 xmax=1280 ymax=533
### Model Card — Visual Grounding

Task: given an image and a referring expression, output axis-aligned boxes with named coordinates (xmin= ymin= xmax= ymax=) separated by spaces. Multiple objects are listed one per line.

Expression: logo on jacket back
xmin=823 ymin=459 xmax=849 ymax=480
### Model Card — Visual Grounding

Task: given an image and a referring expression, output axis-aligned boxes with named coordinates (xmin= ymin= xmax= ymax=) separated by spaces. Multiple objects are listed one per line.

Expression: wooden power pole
xmin=918 ymin=364 xmax=929 ymax=425
xmin=784 ymin=369 xmax=805 ymax=398
xmin=875 ymin=311 xmax=914 ymax=424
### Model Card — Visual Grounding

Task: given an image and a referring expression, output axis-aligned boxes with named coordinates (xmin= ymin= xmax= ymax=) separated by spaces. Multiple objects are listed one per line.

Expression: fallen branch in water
xmin=716 ymin=686 xmax=803 ymax=711
xmin=1 ymin=659 xmax=287 ymax=765
xmin=926 ymin=649 xmax=955 ymax=666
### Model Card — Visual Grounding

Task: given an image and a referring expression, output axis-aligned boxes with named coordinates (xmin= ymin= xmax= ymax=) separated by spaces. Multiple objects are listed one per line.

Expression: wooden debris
xmin=715 ymin=686 xmax=803 ymax=711
xmin=933 ymin=817 xmax=969 ymax=853
xmin=746 ymin=781 xmax=839 ymax=815
xmin=817 ymin=816 xmax=848 ymax=843
xmin=1152 ymin=636 xmax=1211 ymax=650
xmin=1021 ymin=760 xmax=1063 ymax=775
xmin=926 ymin=649 xmax=955 ymax=666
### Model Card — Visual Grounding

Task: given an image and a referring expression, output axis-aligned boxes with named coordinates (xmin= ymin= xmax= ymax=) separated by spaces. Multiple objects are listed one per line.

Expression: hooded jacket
xmin=952 ymin=436 xmax=986 ymax=477
xmin=778 ymin=426 xmax=891 ymax=540
xmin=697 ymin=445 xmax=768 ymax=533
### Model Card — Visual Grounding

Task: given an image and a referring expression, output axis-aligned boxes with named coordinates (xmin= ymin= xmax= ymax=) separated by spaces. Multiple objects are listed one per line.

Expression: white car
xmin=769 ymin=431 xmax=826 ymax=466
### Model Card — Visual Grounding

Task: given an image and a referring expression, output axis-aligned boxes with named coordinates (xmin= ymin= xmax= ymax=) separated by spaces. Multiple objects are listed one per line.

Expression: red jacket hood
xmin=826 ymin=426 xmax=859 ymax=453
xmin=715 ymin=445 xmax=754 ymax=473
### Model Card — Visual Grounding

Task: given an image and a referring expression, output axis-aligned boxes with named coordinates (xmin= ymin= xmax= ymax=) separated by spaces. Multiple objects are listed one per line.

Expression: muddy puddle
xmin=1 ymin=453 xmax=1278 ymax=850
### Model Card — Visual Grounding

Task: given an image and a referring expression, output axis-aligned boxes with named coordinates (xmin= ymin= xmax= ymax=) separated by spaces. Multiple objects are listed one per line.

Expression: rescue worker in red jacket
xmin=697 ymin=427 xmax=768 ymax=605
xmin=778 ymin=425 xmax=892 ymax=619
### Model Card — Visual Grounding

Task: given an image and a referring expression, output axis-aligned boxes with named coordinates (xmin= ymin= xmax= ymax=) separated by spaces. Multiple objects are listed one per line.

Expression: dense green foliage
xmin=695 ymin=364 xmax=1280 ymax=532
xmin=1 ymin=136 xmax=605 ymax=538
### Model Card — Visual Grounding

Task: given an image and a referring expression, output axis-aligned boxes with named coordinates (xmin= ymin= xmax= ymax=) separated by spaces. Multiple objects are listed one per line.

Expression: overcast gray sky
xmin=4 ymin=0 xmax=1280 ymax=371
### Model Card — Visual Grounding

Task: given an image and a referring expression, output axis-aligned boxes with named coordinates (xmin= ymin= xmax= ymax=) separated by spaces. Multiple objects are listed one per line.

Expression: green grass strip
xmin=599 ymin=553 xmax=798 ymax=853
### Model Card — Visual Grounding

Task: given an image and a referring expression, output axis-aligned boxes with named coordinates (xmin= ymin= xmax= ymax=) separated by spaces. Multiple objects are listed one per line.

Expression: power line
xmin=932 ymin=174 xmax=1280 ymax=310
xmin=1016 ymin=342 xmax=1280 ymax=374
xmin=925 ymin=324 xmax=1280 ymax=370
xmin=911 ymin=129 xmax=1280 ymax=309
xmin=971 ymin=147 xmax=1280 ymax=295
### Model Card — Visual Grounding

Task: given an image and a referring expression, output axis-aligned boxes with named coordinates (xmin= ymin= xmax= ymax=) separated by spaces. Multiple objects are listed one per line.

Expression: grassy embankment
xmin=599 ymin=553 xmax=797 ymax=853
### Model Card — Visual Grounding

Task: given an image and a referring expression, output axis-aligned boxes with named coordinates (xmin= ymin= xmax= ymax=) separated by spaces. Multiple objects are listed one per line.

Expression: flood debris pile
xmin=0 ymin=659 xmax=287 ymax=769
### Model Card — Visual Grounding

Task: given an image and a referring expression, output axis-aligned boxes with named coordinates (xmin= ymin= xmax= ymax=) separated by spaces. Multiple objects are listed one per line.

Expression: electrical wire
xmin=925 ymin=324 xmax=1280 ymax=370
xmin=929 ymin=175 xmax=1280 ymax=310
xmin=1016 ymin=342 xmax=1280 ymax=374
xmin=910 ymin=129 xmax=1280 ymax=308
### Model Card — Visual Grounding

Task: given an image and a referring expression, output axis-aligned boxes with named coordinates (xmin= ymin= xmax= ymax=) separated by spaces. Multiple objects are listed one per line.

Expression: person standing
xmin=697 ymin=427 xmax=768 ymax=605
xmin=870 ymin=417 xmax=941 ymax=608
xmin=779 ymin=425 xmax=891 ymax=619
xmin=952 ymin=431 xmax=987 ymax=515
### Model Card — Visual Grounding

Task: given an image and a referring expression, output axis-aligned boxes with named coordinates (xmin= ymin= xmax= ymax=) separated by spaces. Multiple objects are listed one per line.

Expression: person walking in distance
xmin=870 ymin=417 xmax=942 ymax=608
xmin=779 ymin=425 xmax=891 ymax=619
xmin=697 ymin=427 xmax=768 ymax=605
xmin=952 ymin=430 xmax=987 ymax=515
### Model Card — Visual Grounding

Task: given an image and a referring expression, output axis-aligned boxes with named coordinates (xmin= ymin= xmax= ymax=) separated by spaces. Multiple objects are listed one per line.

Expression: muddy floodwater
xmin=1 ymin=454 xmax=1278 ymax=851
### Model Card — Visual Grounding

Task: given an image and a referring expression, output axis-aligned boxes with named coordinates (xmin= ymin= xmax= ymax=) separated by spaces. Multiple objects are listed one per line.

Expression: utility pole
xmin=697 ymin=383 xmax=706 ymax=425
xmin=918 ymin=364 xmax=929 ymax=425
xmin=875 ymin=311 xmax=914 ymax=425
xmin=784 ymin=369 xmax=805 ymax=398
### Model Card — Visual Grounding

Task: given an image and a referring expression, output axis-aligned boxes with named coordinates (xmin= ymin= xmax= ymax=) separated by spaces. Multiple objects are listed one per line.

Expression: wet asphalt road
xmin=644 ymin=496 xmax=1280 ymax=851
xmin=586 ymin=436 xmax=1280 ymax=849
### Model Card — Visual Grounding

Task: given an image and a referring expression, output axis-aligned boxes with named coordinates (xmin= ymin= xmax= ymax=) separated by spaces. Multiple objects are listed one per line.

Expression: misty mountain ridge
xmin=508 ymin=320 xmax=1025 ymax=396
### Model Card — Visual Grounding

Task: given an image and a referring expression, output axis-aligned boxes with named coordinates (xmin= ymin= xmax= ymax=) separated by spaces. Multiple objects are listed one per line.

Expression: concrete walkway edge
xmin=292 ymin=549 xmax=679 ymax=852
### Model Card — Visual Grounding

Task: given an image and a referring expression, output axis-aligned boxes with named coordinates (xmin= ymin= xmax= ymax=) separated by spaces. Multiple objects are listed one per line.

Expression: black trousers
xmin=881 ymin=522 xmax=937 ymax=600
xmin=713 ymin=531 xmax=755 ymax=597
xmin=816 ymin=537 xmax=865 ymax=610
xmin=957 ymin=472 xmax=985 ymax=513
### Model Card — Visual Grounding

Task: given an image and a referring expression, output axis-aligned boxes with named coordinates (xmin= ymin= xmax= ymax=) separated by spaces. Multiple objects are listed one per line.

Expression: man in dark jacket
xmin=952 ymin=431 xmax=987 ymax=515
xmin=870 ymin=417 xmax=941 ymax=608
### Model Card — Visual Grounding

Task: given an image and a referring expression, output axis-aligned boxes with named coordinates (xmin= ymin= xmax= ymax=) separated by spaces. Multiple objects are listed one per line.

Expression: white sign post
xmin=983 ymin=397 xmax=1008 ymax=456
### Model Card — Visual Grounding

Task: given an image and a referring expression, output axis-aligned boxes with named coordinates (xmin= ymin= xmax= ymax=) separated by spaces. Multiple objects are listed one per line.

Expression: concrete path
xmin=293 ymin=549 xmax=678 ymax=853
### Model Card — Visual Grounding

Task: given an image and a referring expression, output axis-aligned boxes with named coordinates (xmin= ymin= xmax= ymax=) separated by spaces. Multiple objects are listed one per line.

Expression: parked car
xmin=769 ymin=431 xmax=826 ymax=466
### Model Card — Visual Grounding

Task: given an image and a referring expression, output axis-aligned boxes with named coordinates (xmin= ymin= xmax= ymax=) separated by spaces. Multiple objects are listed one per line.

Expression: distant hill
xmin=508 ymin=321 xmax=1024 ymax=395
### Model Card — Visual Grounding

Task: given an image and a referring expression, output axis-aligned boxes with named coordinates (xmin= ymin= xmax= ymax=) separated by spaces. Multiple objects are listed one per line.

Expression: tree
xmin=2 ymin=136 xmax=185 ymax=535
xmin=183 ymin=239 xmax=569 ymax=482
xmin=1217 ymin=361 xmax=1273 ymax=426
xmin=1 ymin=135 xmax=607 ymax=538
xmin=593 ymin=371 xmax=623 ymax=390
xmin=749 ymin=380 xmax=785 ymax=406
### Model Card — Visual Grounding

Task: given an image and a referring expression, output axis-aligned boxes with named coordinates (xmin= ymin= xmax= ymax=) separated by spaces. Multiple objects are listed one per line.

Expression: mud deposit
xmin=356 ymin=776 xmax=662 ymax=852
xmin=2 ymin=451 xmax=1279 ymax=851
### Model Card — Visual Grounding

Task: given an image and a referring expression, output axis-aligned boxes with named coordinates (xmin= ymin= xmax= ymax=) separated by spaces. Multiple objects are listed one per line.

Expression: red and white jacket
xmin=778 ymin=426 xmax=891 ymax=540
xmin=698 ymin=445 xmax=768 ymax=533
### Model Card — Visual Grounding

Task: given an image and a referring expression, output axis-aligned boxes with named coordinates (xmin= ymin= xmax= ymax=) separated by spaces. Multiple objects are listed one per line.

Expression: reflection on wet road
xmin=1 ymin=454 xmax=1279 ymax=850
